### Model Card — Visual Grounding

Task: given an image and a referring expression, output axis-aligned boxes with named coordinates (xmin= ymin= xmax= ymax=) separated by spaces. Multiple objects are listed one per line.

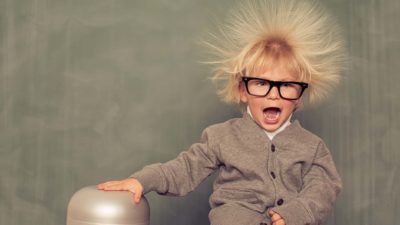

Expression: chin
xmin=261 ymin=124 xmax=281 ymax=132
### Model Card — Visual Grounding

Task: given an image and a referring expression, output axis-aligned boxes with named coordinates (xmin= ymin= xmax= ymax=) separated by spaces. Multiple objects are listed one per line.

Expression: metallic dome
xmin=67 ymin=186 xmax=149 ymax=225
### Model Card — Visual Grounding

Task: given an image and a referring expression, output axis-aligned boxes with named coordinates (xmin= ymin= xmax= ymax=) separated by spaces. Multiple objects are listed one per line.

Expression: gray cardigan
xmin=132 ymin=113 xmax=342 ymax=225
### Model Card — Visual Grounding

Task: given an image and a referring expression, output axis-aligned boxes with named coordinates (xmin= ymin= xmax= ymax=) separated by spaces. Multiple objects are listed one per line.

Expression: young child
xmin=97 ymin=0 xmax=345 ymax=225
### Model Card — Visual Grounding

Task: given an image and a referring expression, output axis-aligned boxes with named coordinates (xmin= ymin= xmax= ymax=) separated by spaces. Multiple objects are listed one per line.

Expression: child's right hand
xmin=97 ymin=178 xmax=144 ymax=203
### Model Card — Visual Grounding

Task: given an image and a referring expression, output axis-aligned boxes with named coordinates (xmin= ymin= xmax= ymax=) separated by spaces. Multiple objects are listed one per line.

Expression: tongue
xmin=264 ymin=108 xmax=280 ymax=122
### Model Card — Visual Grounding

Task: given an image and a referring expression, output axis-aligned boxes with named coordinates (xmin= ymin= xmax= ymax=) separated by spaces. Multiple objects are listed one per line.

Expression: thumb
xmin=133 ymin=189 xmax=142 ymax=203
xmin=269 ymin=210 xmax=275 ymax=216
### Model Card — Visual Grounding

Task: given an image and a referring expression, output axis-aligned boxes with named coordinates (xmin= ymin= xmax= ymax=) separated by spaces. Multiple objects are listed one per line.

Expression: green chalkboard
xmin=0 ymin=1 xmax=399 ymax=225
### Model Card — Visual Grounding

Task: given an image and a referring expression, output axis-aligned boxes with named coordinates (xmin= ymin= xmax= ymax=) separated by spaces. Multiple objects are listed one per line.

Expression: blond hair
xmin=204 ymin=0 xmax=346 ymax=105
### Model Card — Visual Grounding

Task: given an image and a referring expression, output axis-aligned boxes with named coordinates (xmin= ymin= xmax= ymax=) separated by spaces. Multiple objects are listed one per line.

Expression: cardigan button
xmin=271 ymin=144 xmax=275 ymax=152
xmin=277 ymin=198 xmax=284 ymax=205
xmin=270 ymin=172 xmax=276 ymax=179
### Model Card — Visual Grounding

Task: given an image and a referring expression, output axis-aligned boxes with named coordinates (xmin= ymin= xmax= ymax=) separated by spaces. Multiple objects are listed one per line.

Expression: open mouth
xmin=263 ymin=107 xmax=281 ymax=123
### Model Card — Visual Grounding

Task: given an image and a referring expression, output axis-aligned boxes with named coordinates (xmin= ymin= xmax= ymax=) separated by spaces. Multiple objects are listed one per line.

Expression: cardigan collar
xmin=240 ymin=112 xmax=305 ymax=149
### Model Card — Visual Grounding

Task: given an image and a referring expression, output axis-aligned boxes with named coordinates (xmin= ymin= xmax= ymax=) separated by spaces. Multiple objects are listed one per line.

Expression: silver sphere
xmin=67 ymin=186 xmax=150 ymax=225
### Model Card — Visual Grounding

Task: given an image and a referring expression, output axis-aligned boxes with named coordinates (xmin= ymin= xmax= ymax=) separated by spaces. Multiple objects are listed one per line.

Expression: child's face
xmin=240 ymin=63 xmax=301 ymax=132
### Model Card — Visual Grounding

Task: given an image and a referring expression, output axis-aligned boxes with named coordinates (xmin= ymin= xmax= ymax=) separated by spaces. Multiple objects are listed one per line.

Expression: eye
xmin=282 ymin=82 xmax=295 ymax=88
xmin=255 ymin=80 xmax=268 ymax=86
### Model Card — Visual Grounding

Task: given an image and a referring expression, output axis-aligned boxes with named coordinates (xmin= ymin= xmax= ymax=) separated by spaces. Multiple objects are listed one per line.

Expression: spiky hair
xmin=204 ymin=0 xmax=346 ymax=105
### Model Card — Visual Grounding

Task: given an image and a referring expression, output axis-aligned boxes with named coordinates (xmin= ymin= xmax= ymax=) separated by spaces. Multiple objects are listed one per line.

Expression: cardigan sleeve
xmin=130 ymin=127 xmax=220 ymax=196
xmin=271 ymin=141 xmax=342 ymax=225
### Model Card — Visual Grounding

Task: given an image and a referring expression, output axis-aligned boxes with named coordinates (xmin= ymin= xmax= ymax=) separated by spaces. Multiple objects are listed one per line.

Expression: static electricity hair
xmin=204 ymin=0 xmax=346 ymax=105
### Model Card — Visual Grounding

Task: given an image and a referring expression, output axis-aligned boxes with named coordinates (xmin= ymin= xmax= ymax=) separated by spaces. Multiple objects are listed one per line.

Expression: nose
xmin=266 ymin=86 xmax=280 ymax=99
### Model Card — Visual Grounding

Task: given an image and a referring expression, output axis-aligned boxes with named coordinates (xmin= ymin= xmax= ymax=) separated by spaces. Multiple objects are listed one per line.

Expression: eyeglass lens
xmin=246 ymin=78 xmax=305 ymax=100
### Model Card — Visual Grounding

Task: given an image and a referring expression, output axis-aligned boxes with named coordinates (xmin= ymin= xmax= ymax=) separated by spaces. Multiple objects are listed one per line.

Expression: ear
xmin=239 ymin=82 xmax=248 ymax=103
xmin=293 ymin=99 xmax=302 ymax=112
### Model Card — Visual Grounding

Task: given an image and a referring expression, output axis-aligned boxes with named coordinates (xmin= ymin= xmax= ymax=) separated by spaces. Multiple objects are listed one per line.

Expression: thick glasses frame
xmin=241 ymin=76 xmax=308 ymax=100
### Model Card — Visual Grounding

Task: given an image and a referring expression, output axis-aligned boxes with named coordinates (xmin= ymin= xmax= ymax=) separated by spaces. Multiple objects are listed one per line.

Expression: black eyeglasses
xmin=241 ymin=76 xmax=308 ymax=100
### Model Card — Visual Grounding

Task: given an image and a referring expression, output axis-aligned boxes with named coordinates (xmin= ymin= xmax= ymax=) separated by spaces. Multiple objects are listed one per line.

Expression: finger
xmin=272 ymin=220 xmax=283 ymax=225
xmin=103 ymin=183 xmax=127 ymax=191
xmin=275 ymin=219 xmax=286 ymax=225
xmin=101 ymin=182 xmax=121 ymax=191
xmin=127 ymin=188 xmax=141 ymax=203
xmin=97 ymin=182 xmax=110 ymax=189
xmin=269 ymin=210 xmax=275 ymax=217
xmin=97 ymin=183 xmax=110 ymax=190
xmin=271 ymin=213 xmax=282 ymax=222
xmin=97 ymin=181 xmax=120 ymax=189
xmin=130 ymin=192 xmax=137 ymax=204
xmin=133 ymin=189 xmax=142 ymax=203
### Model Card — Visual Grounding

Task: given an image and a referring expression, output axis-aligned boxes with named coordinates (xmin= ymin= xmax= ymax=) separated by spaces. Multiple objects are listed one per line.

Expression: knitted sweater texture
xmin=132 ymin=113 xmax=342 ymax=225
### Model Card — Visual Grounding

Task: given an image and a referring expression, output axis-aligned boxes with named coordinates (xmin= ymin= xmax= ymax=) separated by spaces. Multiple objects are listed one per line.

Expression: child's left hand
xmin=269 ymin=210 xmax=286 ymax=225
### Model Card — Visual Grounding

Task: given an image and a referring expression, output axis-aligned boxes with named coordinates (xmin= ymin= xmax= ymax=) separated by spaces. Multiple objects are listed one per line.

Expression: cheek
xmin=292 ymin=100 xmax=301 ymax=110
xmin=283 ymin=100 xmax=299 ymax=112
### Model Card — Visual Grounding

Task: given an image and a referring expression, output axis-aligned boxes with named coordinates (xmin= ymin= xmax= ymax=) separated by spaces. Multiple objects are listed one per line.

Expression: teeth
xmin=263 ymin=107 xmax=280 ymax=121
